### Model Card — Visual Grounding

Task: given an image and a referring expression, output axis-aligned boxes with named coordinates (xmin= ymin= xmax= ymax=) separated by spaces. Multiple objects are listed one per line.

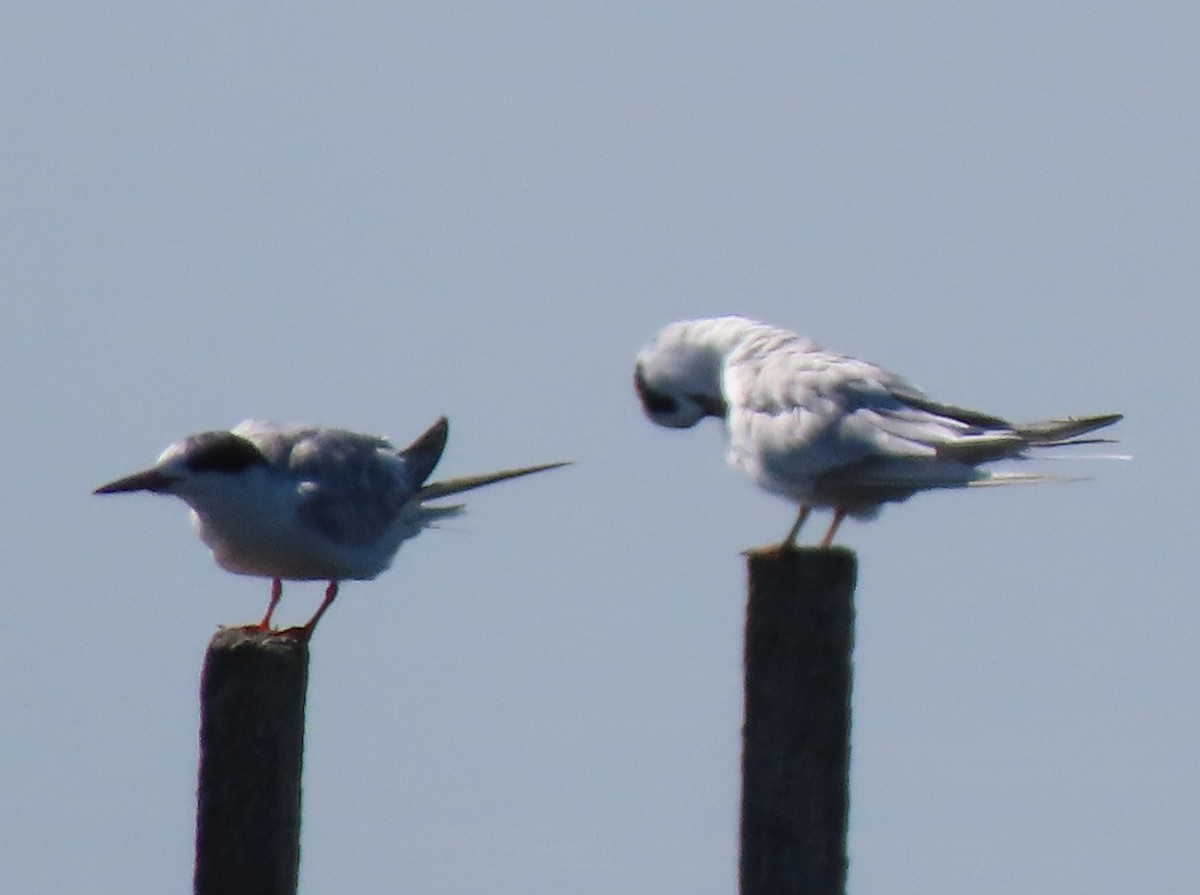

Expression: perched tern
xmin=95 ymin=417 xmax=567 ymax=636
xmin=634 ymin=315 xmax=1122 ymax=548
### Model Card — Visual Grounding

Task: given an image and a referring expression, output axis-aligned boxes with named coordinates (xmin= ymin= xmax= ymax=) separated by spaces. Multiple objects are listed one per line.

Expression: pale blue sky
xmin=2 ymin=3 xmax=1196 ymax=893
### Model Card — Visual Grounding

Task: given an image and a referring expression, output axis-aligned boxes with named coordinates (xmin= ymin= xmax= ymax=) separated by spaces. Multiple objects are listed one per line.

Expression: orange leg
xmin=298 ymin=580 xmax=340 ymax=639
xmin=257 ymin=578 xmax=283 ymax=629
xmin=782 ymin=505 xmax=811 ymax=548
xmin=819 ymin=508 xmax=847 ymax=548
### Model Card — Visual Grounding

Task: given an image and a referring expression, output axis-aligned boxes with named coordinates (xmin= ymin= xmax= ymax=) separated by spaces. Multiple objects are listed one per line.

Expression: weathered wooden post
xmin=194 ymin=627 xmax=309 ymax=895
xmin=740 ymin=546 xmax=858 ymax=895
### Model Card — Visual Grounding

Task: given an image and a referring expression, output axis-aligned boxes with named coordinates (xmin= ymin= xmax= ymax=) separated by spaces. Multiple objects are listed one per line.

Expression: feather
xmin=419 ymin=462 xmax=571 ymax=502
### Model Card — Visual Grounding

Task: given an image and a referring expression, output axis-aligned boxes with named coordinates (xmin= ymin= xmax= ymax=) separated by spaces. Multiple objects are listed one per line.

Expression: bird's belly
xmin=210 ymin=541 xmax=345 ymax=580
xmin=729 ymin=419 xmax=882 ymax=508
xmin=730 ymin=445 xmax=823 ymax=503
xmin=194 ymin=514 xmax=384 ymax=581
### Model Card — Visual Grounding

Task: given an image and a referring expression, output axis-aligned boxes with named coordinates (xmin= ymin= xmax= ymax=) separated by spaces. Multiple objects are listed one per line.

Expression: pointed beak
xmin=94 ymin=468 xmax=177 ymax=495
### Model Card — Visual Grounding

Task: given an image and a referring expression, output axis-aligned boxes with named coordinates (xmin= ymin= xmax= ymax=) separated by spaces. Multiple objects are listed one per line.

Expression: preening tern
xmin=634 ymin=315 xmax=1122 ymax=548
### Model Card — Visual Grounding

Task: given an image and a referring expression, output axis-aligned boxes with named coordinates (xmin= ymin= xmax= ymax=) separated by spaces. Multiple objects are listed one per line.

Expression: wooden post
xmin=194 ymin=627 xmax=309 ymax=895
xmin=740 ymin=547 xmax=857 ymax=895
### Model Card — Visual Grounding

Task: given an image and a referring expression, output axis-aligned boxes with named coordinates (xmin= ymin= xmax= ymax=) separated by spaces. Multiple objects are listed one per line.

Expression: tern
xmin=634 ymin=315 xmax=1122 ymax=548
xmin=95 ymin=417 xmax=567 ymax=636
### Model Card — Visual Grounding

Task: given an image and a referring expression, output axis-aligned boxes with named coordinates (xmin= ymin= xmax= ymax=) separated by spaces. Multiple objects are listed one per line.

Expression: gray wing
xmin=726 ymin=340 xmax=1121 ymax=494
xmin=723 ymin=342 xmax=1029 ymax=481
xmin=290 ymin=427 xmax=429 ymax=547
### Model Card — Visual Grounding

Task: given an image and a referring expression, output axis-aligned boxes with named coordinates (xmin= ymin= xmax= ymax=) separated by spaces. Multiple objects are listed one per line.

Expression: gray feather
xmin=418 ymin=461 xmax=570 ymax=501
xmin=398 ymin=416 xmax=449 ymax=488
xmin=1014 ymin=413 xmax=1123 ymax=444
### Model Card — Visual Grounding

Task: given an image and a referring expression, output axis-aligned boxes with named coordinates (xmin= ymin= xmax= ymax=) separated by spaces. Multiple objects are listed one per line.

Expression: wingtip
xmin=417 ymin=459 xmax=571 ymax=501
xmin=1018 ymin=412 xmax=1124 ymax=444
xmin=1079 ymin=411 xmax=1123 ymax=429
xmin=516 ymin=460 xmax=572 ymax=475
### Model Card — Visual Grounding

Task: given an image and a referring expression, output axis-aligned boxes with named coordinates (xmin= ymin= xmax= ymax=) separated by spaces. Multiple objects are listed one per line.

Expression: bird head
xmin=94 ymin=430 xmax=270 ymax=501
xmin=633 ymin=317 xmax=755 ymax=428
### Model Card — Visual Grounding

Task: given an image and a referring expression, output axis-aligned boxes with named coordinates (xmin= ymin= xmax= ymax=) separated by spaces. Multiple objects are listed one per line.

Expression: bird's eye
xmin=634 ymin=366 xmax=680 ymax=415
xmin=642 ymin=389 xmax=679 ymax=415
xmin=633 ymin=367 xmax=681 ymax=412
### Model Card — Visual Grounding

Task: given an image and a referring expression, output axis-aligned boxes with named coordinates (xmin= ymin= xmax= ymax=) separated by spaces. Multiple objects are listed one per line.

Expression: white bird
xmin=634 ymin=315 xmax=1122 ymax=548
xmin=95 ymin=417 xmax=567 ymax=636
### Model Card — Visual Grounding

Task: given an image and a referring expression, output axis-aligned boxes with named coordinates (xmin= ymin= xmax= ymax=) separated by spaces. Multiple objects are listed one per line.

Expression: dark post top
xmin=194 ymin=627 xmax=310 ymax=895
xmin=740 ymin=546 xmax=858 ymax=895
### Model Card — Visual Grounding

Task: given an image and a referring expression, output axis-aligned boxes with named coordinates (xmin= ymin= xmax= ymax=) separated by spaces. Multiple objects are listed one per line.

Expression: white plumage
xmin=95 ymin=417 xmax=567 ymax=635
xmin=634 ymin=315 xmax=1122 ymax=547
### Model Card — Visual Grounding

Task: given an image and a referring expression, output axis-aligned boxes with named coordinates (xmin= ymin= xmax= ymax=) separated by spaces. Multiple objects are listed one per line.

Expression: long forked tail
xmin=418 ymin=461 xmax=570 ymax=501
xmin=1016 ymin=412 xmax=1123 ymax=445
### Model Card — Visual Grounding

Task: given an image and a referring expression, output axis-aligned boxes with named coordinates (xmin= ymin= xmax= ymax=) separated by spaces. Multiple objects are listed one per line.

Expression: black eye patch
xmin=184 ymin=432 xmax=268 ymax=474
xmin=690 ymin=392 xmax=728 ymax=418
xmin=634 ymin=366 xmax=680 ymax=415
